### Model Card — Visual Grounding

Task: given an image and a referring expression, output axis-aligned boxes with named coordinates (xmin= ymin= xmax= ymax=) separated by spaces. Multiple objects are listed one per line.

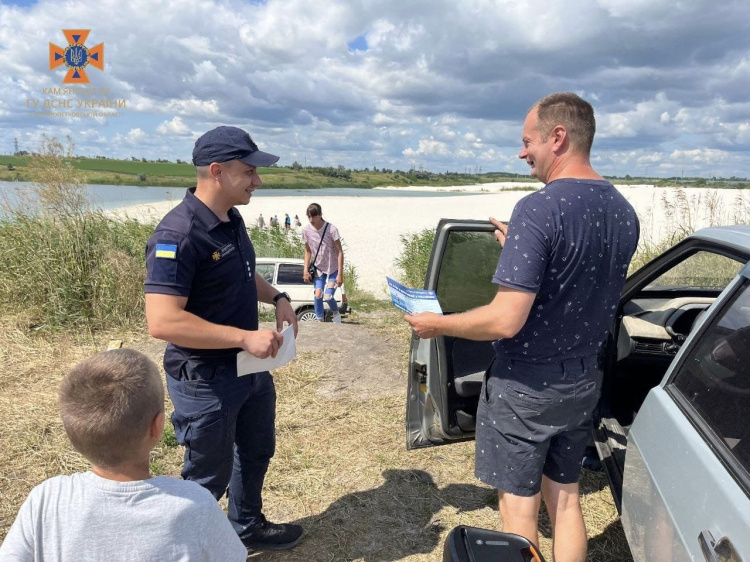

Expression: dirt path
xmin=136 ymin=316 xmax=407 ymax=399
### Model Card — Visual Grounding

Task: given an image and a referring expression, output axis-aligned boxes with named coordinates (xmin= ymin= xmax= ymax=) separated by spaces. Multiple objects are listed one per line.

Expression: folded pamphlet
xmin=386 ymin=277 xmax=443 ymax=315
xmin=236 ymin=324 xmax=296 ymax=375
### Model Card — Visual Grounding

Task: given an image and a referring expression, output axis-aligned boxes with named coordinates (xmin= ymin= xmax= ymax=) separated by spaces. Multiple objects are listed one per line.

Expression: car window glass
xmin=435 ymin=230 xmax=501 ymax=313
xmin=645 ymin=251 xmax=743 ymax=290
xmin=256 ymin=264 xmax=275 ymax=283
xmin=277 ymin=264 xmax=305 ymax=285
xmin=670 ymin=279 xmax=750 ymax=474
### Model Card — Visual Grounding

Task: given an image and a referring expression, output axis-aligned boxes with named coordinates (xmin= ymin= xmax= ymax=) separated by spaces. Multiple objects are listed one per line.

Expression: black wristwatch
xmin=272 ymin=292 xmax=291 ymax=306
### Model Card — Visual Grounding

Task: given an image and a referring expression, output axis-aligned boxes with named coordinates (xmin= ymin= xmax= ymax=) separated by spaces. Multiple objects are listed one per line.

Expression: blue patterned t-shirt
xmin=493 ymin=179 xmax=639 ymax=363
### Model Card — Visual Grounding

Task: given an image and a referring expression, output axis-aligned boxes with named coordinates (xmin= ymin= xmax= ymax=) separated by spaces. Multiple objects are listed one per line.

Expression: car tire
xmin=296 ymin=308 xmax=318 ymax=322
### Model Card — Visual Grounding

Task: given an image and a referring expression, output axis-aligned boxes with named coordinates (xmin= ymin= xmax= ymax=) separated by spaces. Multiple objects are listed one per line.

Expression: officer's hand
xmin=489 ymin=217 xmax=507 ymax=246
xmin=336 ymin=273 xmax=343 ymax=287
xmin=303 ymin=270 xmax=312 ymax=283
xmin=404 ymin=312 xmax=443 ymax=339
xmin=243 ymin=329 xmax=284 ymax=359
xmin=275 ymin=298 xmax=299 ymax=337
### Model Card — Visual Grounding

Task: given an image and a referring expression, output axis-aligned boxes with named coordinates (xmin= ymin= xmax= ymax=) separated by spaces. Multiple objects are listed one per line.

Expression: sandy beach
xmin=113 ymin=183 xmax=750 ymax=297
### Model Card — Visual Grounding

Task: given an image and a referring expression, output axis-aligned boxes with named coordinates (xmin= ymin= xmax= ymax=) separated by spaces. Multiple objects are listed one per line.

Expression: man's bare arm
xmin=146 ymin=293 xmax=282 ymax=358
xmin=254 ymin=273 xmax=299 ymax=336
xmin=404 ymin=286 xmax=536 ymax=341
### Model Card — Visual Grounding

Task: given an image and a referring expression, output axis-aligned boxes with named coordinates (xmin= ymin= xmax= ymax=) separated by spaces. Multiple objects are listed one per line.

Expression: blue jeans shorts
xmin=474 ymin=354 xmax=602 ymax=496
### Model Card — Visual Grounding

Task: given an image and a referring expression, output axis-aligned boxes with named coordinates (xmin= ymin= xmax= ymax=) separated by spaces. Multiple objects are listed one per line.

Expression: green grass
xmin=0 ymin=211 xmax=155 ymax=330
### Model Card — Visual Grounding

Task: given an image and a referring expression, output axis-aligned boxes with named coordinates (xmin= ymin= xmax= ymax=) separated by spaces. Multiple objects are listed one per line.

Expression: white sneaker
xmin=332 ymin=311 xmax=342 ymax=324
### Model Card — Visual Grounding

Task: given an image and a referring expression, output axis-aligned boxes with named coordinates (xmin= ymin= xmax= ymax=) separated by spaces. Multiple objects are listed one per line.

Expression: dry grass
xmin=0 ymin=310 xmax=630 ymax=561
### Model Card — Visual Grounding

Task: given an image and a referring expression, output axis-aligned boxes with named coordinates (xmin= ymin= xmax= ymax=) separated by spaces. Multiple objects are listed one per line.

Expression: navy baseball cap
xmin=192 ymin=126 xmax=280 ymax=167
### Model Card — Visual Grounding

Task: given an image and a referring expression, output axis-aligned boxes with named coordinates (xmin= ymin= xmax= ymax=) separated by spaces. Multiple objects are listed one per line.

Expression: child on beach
xmin=0 ymin=349 xmax=246 ymax=562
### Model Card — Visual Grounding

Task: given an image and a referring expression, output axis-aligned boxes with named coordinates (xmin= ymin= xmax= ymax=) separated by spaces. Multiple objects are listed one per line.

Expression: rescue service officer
xmin=144 ymin=126 xmax=303 ymax=552
xmin=405 ymin=93 xmax=639 ymax=562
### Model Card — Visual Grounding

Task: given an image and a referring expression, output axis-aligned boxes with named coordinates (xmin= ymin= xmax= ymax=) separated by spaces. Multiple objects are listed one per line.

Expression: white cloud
xmin=403 ymin=138 xmax=451 ymax=158
xmin=126 ymin=128 xmax=147 ymax=144
xmin=156 ymin=116 xmax=191 ymax=136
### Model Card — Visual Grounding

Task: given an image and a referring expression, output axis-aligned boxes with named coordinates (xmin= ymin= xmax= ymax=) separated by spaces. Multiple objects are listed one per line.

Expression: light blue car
xmin=406 ymin=222 xmax=750 ymax=561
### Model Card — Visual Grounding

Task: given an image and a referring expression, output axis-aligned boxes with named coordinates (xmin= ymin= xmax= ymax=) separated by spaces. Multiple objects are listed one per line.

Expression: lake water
xmin=0 ymin=181 xmax=476 ymax=214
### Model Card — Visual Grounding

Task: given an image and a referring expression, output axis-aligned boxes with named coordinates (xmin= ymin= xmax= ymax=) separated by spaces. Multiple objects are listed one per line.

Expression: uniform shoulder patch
xmin=155 ymin=242 xmax=178 ymax=259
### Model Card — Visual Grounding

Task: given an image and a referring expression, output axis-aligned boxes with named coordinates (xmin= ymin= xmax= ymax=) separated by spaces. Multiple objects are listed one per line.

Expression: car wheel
xmin=297 ymin=308 xmax=318 ymax=322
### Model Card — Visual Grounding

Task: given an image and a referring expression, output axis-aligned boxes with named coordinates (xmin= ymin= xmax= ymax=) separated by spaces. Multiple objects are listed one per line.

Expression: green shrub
xmin=396 ymin=228 xmax=436 ymax=288
xmin=247 ymin=226 xmax=305 ymax=258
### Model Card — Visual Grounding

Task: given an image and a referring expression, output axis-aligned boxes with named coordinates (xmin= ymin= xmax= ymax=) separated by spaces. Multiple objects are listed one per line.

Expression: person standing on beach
xmin=257 ymin=213 xmax=265 ymax=229
xmin=143 ymin=126 xmax=303 ymax=552
xmin=302 ymin=203 xmax=344 ymax=323
xmin=284 ymin=213 xmax=291 ymax=233
xmin=294 ymin=214 xmax=301 ymax=228
xmin=405 ymin=93 xmax=639 ymax=562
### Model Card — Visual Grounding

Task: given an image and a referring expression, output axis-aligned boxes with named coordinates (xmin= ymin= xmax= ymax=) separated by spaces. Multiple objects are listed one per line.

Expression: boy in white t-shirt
xmin=0 ymin=349 xmax=247 ymax=562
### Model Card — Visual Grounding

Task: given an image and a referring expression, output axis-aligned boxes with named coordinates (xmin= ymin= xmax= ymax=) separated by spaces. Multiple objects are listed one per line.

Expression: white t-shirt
xmin=0 ymin=472 xmax=247 ymax=562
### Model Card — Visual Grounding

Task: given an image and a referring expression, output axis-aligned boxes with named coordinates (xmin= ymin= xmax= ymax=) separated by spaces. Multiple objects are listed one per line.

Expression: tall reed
xmin=0 ymin=138 xmax=154 ymax=331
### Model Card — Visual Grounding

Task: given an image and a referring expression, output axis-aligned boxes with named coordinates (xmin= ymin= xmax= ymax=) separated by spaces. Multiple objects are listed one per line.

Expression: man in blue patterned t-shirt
xmin=406 ymin=93 xmax=639 ymax=562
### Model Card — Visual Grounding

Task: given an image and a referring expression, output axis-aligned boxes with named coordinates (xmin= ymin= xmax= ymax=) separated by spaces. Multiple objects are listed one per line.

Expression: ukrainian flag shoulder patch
xmin=155 ymin=243 xmax=178 ymax=260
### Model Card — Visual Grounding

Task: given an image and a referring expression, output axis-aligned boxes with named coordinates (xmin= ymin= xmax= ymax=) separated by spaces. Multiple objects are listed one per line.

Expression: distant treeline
xmin=1 ymin=153 xmax=748 ymax=189
xmin=0 ymin=153 xmax=536 ymax=189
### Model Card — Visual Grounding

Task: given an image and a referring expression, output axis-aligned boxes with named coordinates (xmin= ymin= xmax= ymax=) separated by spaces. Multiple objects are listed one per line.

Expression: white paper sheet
xmin=236 ymin=324 xmax=296 ymax=375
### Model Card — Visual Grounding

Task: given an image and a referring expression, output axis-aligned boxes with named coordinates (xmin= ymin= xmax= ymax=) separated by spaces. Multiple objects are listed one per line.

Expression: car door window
xmin=645 ymin=251 xmax=743 ymax=290
xmin=669 ymin=279 xmax=750 ymax=477
xmin=277 ymin=264 xmax=305 ymax=285
xmin=435 ymin=230 xmax=500 ymax=313
xmin=256 ymin=264 xmax=275 ymax=283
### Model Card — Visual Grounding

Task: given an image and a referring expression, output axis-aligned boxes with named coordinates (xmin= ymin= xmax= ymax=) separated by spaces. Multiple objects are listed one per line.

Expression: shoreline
xmin=111 ymin=184 xmax=750 ymax=298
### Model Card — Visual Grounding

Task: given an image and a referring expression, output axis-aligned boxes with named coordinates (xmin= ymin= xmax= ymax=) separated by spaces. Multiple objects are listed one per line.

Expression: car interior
xmin=594 ymin=247 xmax=747 ymax=506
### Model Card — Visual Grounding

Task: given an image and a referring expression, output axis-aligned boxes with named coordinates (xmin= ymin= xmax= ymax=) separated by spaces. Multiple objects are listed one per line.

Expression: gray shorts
xmin=474 ymin=354 xmax=601 ymax=496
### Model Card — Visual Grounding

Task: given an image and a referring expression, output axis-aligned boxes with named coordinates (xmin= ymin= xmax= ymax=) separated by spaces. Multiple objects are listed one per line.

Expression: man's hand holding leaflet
xmin=236 ymin=324 xmax=296 ymax=375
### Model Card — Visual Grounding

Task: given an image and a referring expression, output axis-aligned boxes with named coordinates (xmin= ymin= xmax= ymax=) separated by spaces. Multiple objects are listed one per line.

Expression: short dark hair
xmin=533 ymin=93 xmax=596 ymax=155
xmin=59 ymin=349 xmax=164 ymax=468
xmin=307 ymin=203 xmax=322 ymax=217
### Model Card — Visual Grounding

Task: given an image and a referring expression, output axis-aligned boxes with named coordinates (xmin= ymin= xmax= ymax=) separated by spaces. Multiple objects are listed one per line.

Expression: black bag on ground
xmin=443 ymin=525 xmax=545 ymax=562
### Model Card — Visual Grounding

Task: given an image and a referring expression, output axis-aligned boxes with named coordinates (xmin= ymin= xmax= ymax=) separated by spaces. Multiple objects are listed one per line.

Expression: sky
xmin=1 ymin=0 xmax=750 ymax=178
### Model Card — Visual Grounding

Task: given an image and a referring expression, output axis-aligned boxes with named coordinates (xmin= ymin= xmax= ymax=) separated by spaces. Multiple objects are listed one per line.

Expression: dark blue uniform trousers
xmin=166 ymin=370 xmax=275 ymax=537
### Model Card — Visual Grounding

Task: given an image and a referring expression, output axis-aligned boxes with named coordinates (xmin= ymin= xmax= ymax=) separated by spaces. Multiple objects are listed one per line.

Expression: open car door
xmin=406 ymin=219 xmax=501 ymax=450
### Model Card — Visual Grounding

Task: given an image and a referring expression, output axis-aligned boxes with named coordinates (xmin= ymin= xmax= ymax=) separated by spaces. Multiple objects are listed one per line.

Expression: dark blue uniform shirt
xmin=145 ymin=188 xmax=258 ymax=377
xmin=493 ymin=179 xmax=639 ymax=363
